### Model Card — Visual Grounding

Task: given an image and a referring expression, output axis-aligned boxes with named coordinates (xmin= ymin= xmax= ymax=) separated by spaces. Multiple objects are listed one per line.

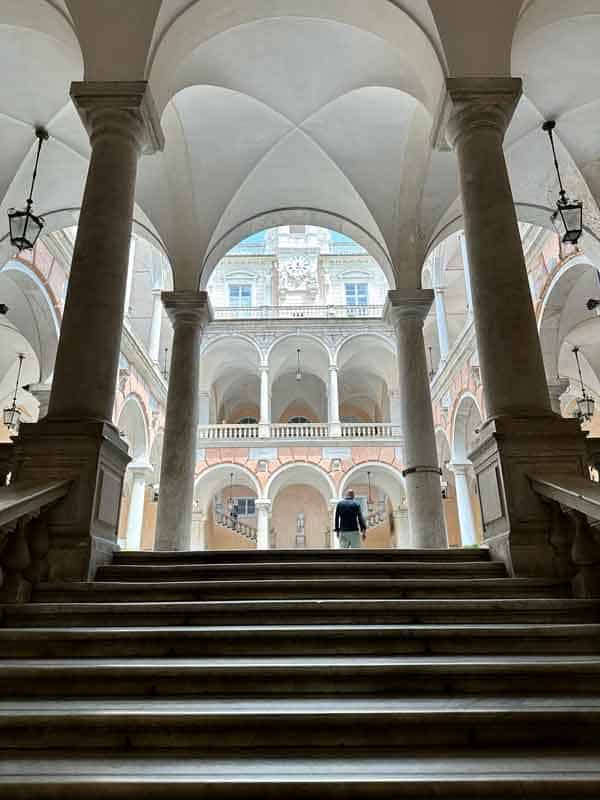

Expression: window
xmin=345 ymin=283 xmax=368 ymax=306
xmin=288 ymin=416 xmax=311 ymax=424
xmin=229 ymin=284 xmax=252 ymax=307
xmin=238 ymin=417 xmax=258 ymax=425
xmin=232 ymin=497 xmax=256 ymax=516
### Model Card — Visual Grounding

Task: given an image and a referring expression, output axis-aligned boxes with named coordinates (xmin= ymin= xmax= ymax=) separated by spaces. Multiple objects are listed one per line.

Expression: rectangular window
xmin=232 ymin=497 xmax=256 ymax=516
xmin=345 ymin=283 xmax=368 ymax=307
xmin=229 ymin=284 xmax=252 ymax=307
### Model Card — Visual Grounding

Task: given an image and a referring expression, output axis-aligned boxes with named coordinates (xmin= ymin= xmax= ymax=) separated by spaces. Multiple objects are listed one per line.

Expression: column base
xmin=13 ymin=419 xmax=130 ymax=582
xmin=470 ymin=414 xmax=588 ymax=578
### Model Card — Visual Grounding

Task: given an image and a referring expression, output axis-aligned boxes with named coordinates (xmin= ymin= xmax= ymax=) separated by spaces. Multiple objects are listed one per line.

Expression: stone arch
xmin=266 ymin=462 xmax=335 ymax=504
xmin=0 ymin=260 xmax=60 ymax=384
xmin=537 ymin=255 xmax=600 ymax=386
xmin=339 ymin=462 xmax=405 ymax=508
xmin=193 ymin=463 xmax=262 ymax=514
xmin=117 ymin=394 xmax=150 ymax=464
xmin=200 ymin=209 xmax=395 ymax=289
xmin=451 ymin=392 xmax=483 ymax=463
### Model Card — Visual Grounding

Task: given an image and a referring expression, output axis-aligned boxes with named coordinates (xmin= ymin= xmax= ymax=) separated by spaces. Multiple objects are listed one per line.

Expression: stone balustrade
xmin=212 ymin=304 xmax=385 ymax=321
xmin=0 ymin=479 xmax=71 ymax=603
xmin=197 ymin=421 xmax=401 ymax=444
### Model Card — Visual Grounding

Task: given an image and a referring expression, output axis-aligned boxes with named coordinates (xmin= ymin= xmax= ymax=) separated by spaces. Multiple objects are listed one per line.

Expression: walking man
xmin=335 ymin=489 xmax=367 ymax=549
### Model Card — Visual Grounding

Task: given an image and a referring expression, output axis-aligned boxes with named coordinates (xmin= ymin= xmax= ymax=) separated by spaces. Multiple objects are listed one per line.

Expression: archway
xmin=117 ymin=396 xmax=152 ymax=551
xmin=267 ymin=463 xmax=335 ymax=549
xmin=339 ymin=462 xmax=405 ymax=548
xmin=194 ymin=464 xmax=262 ymax=550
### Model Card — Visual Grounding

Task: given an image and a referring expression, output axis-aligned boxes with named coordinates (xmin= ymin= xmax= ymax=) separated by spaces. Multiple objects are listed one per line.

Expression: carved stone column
xmin=386 ymin=290 xmax=447 ymax=549
xmin=392 ymin=504 xmax=410 ymax=549
xmin=438 ymin=77 xmax=588 ymax=575
xmin=14 ymin=81 xmax=163 ymax=581
xmin=328 ymin=365 xmax=341 ymax=437
xmin=155 ymin=292 xmax=211 ymax=551
xmin=259 ymin=364 xmax=271 ymax=438
xmin=450 ymin=462 xmax=478 ymax=547
xmin=255 ymin=499 xmax=271 ymax=550
xmin=124 ymin=463 xmax=153 ymax=550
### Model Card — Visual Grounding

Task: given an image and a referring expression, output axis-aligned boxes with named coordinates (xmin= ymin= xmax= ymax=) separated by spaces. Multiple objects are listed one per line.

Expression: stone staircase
xmin=1 ymin=547 xmax=600 ymax=796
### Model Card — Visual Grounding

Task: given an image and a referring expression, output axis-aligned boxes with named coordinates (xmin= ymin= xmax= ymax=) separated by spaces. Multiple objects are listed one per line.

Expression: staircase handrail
xmin=529 ymin=472 xmax=600 ymax=597
xmin=214 ymin=509 xmax=257 ymax=544
xmin=0 ymin=479 xmax=71 ymax=603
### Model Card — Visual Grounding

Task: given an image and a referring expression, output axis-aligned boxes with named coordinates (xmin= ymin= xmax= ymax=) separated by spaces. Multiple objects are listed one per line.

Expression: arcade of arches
xmin=0 ymin=0 xmax=600 ymax=577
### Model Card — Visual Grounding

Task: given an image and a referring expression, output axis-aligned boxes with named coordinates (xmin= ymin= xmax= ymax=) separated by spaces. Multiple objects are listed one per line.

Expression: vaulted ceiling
xmin=0 ymin=0 xmax=599 ymax=289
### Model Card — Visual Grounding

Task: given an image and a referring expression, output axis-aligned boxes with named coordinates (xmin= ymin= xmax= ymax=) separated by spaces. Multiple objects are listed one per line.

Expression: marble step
xmin=2 ymin=623 xmax=599 ymax=658
xmin=33 ymin=577 xmax=570 ymax=602
xmin=114 ymin=547 xmax=492 ymax=564
xmin=5 ymin=597 xmax=598 ymax=627
xmin=1 ymin=750 xmax=599 ymax=798
xmin=96 ymin=561 xmax=507 ymax=582
xmin=3 ymin=655 xmax=600 ymax=698
xmin=1 ymin=697 xmax=600 ymax=750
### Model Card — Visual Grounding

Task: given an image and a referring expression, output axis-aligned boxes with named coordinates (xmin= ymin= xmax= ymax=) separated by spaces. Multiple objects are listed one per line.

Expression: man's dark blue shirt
xmin=335 ymin=498 xmax=367 ymax=533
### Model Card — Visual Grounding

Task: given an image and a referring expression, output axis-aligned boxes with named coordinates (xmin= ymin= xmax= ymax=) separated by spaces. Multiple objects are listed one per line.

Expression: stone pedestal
xmin=392 ymin=506 xmax=410 ymax=548
xmin=13 ymin=419 xmax=130 ymax=581
xmin=470 ymin=415 xmax=588 ymax=576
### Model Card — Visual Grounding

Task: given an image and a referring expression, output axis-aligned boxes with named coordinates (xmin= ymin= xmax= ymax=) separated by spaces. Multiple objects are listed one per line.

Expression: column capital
xmin=255 ymin=499 xmax=272 ymax=512
xmin=449 ymin=461 xmax=472 ymax=477
xmin=433 ymin=77 xmax=522 ymax=151
xmin=127 ymin=462 xmax=153 ymax=480
xmin=161 ymin=290 xmax=212 ymax=329
xmin=385 ymin=289 xmax=434 ymax=327
xmin=70 ymin=80 xmax=164 ymax=154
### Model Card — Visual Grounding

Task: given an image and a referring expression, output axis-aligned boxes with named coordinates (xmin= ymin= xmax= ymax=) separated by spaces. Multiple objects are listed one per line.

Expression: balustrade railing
xmin=341 ymin=422 xmax=393 ymax=439
xmin=0 ymin=479 xmax=71 ymax=603
xmin=198 ymin=424 xmax=260 ymax=441
xmin=198 ymin=421 xmax=399 ymax=442
xmin=529 ymin=472 xmax=600 ymax=597
xmin=214 ymin=509 xmax=257 ymax=544
xmin=366 ymin=509 xmax=387 ymax=529
xmin=270 ymin=422 xmax=330 ymax=439
xmin=213 ymin=304 xmax=384 ymax=321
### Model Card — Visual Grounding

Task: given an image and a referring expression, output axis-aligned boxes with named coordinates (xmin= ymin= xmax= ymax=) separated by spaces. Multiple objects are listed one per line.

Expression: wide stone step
xmin=5 ymin=597 xmax=598 ymax=627
xmin=114 ymin=547 xmax=492 ymax=564
xmin=1 ymin=750 xmax=599 ymax=798
xmin=96 ymin=561 xmax=507 ymax=582
xmin=3 ymin=655 xmax=600 ymax=698
xmin=1 ymin=697 xmax=600 ymax=750
xmin=33 ymin=577 xmax=570 ymax=602
xmin=2 ymin=624 xmax=599 ymax=658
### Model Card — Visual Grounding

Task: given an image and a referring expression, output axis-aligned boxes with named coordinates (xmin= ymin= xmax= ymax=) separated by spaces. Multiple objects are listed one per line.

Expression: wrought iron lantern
xmin=542 ymin=121 xmax=583 ymax=246
xmin=295 ymin=348 xmax=302 ymax=382
xmin=3 ymin=354 xmax=25 ymax=434
xmin=572 ymin=346 xmax=595 ymax=422
xmin=367 ymin=471 xmax=374 ymax=514
xmin=227 ymin=472 xmax=235 ymax=513
xmin=8 ymin=128 xmax=49 ymax=252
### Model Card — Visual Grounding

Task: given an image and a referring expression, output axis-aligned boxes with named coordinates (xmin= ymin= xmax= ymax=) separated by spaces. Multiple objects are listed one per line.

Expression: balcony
xmin=212 ymin=304 xmax=385 ymax=321
xmin=197 ymin=422 xmax=402 ymax=446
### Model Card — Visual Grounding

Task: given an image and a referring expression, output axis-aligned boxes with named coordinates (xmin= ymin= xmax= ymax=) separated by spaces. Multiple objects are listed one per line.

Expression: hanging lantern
xmin=367 ymin=471 xmax=374 ymax=513
xmin=8 ymin=128 xmax=49 ymax=252
xmin=227 ymin=472 xmax=235 ymax=513
xmin=542 ymin=121 xmax=583 ymax=246
xmin=296 ymin=348 xmax=302 ymax=382
xmin=572 ymin=346 xmax=595 ymax=422
xmin=3 ymin=354 xmax=25 ymax=434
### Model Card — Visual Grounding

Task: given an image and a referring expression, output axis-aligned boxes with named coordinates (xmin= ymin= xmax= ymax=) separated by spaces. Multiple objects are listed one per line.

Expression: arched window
xmin=238 ymin=416 xmax=258 ymax=425
xmin=288 ymin=416 xmax=311 ymax=424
